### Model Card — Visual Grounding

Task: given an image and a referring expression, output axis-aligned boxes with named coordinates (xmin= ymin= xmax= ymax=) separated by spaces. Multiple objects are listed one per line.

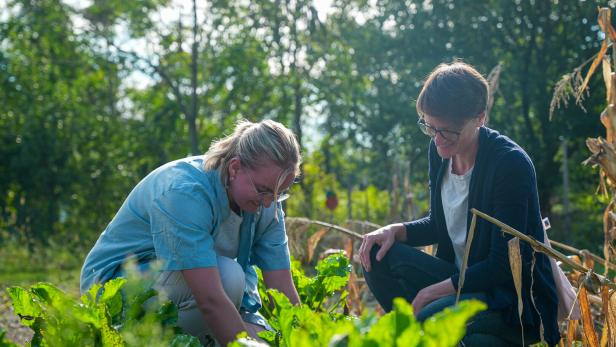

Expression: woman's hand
xmin=411 ymin=279 xmax=455 ymax=316
xmin=359 ymin=223 xmax=406 ymax=272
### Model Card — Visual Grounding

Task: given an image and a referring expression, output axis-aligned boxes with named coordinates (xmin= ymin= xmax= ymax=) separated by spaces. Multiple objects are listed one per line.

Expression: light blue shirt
xmin=80 ymin=156 xmax=291 ymax=313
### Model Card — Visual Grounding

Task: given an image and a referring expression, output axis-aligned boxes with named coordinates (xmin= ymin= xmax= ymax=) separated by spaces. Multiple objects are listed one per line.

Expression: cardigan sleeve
xmin=404 ymin=215 xmax=438 ymax=246
xmin=450 ymin=149 xmax=535 ymax=292
xmin=403 ymin=140 xmax=440 ymax=246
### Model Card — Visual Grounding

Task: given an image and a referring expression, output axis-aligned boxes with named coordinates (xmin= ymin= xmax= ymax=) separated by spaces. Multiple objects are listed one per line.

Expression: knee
xmin=364 ymin=244 xmax=396 ymax=274
xmin=216 ymin=256 xmax=245 ymax=308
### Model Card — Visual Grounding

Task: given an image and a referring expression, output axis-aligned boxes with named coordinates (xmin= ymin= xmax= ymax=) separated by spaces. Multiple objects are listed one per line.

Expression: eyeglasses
xmin=245 ymin=169 xmax=291 ymax=204
xmin=417 ymin=118 xmax=462 ymax=142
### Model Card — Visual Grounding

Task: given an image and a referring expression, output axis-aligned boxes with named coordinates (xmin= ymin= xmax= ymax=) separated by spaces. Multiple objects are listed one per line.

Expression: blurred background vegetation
xmin=0 ymin=0 xmax=612 ymax=284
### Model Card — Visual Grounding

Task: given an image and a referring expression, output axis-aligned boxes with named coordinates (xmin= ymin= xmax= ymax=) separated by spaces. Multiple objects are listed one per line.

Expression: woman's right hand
xmin=359 ymin=223 xmax=406 ymax=272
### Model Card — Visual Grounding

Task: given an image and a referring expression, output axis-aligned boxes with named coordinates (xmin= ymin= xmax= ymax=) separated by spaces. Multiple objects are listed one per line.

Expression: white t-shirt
xmin=441 ymin=159 xmax=473 ymax=269
xmin=214 ymin=210 xmax=243 ymax=259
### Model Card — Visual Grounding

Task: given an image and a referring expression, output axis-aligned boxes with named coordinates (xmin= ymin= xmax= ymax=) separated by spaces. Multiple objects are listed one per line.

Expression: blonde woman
xmin=81 ymin=119 xmax=302 ymax=345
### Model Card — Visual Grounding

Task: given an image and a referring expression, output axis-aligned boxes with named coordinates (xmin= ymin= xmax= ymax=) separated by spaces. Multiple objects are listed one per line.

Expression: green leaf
xmin=98 ymin=306 xmax=124 ymax=347
xmin=169 ymin=334 xmax=201 ymax=347
xmin=364 ymin=298 xmax=419 ymax=346
xmin=99 ymin=278 xmax=126 ymax=320
xmin=29 ymin=283 xmax=68 ymax=308
xmin=6 ymin=286 xmax=42 ymax=327
xmin=422 ymin=299 xmax=487 ymax=346
xmin=81 ymin=283 xmax=102 ymax=308
xmin=156 ymin=300 xmax=179 ymax=327
xmin=315 ymin=253 xmax=352 ymax=279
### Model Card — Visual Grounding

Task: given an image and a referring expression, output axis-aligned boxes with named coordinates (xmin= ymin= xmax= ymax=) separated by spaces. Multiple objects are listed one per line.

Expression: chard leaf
xmin=422 ymin=299 xmax=487 ymax=346
xmin=7 ymin=286 xmax=42 ymax=327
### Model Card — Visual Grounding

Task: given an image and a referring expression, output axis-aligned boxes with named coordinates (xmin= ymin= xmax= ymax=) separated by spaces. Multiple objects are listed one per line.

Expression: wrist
xmin=392 ymin=223 xmax=407 ymax=242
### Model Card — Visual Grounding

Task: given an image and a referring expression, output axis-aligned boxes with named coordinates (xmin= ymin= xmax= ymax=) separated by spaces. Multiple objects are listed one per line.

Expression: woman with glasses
xmin=359 ymin=62 xmax=558 ymax=346
xmin=81 ymin=119 xmax=301 ymax=346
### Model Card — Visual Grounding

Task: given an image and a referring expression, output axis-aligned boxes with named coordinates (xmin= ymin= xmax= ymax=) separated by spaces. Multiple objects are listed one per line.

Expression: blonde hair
xmin=204 ymin=119 xmax=302 ymax=196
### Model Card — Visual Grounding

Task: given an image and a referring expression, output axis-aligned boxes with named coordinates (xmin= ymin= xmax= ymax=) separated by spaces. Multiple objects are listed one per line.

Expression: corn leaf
xmin=508 ymin=237 xmax=525 ymax=345
xmin=577 ymin=39 xmax=608 ymax=102
xmin=456 ymin=214 xmax=477 ymax=304
xmin=606 ymin=290 xmax=616 ymax=346
xmin=580 ymin=286 xmax=600 ymax=347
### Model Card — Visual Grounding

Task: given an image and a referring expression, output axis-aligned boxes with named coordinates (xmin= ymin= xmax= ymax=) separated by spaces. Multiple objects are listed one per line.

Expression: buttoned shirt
xmin=80 ymin=156 xmax=291 ymax=313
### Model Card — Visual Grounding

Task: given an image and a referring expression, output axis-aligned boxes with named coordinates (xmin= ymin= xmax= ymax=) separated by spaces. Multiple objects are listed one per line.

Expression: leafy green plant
xmin=235 ymin=292 xmax=485 ymax=347
xmin=257 ymin=252 xmax=352 ymax=323
xmin=250 ymin=253 xmax=487 ymax=347
xmin=5 ymin=277 xmax=201 ymax=347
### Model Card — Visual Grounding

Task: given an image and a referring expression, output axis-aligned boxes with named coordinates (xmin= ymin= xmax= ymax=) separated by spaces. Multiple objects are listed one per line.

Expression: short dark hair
xmin=416 ymin=62 xmax=489 ymax=124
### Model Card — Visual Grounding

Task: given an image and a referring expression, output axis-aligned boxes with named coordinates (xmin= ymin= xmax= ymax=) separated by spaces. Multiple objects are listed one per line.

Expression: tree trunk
xmin=189 ymin=0 xmax=199 ymax=155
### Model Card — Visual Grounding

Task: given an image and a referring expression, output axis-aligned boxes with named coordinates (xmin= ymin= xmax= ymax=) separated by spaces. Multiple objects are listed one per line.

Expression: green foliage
xmin=257 ymin=253 xmax=352 ymax=324
xmin=250 ymin=295 xmax=485 ymax=347
xmin=5 ymin=278 xmax=200 ymax=347
xmin=254 ymin=253 xmax=486 ymax=347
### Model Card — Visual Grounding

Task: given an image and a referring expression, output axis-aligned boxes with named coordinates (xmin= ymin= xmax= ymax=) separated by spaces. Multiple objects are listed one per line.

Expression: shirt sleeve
xmin=250 ymin=203 xmax=291 ymax=271
xmin=150 ymin=187 xmax=218 ymax=270
xmin=451 ymin=150 xmax=535 ymax=292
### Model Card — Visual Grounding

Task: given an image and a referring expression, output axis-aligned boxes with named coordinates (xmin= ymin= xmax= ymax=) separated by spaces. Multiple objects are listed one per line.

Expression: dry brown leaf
xmin=601 ymin=109 xmax=614 ymax=144
xmin=346 ymin=270 xmax=363 ymax=315
xmin=567 ymin=319 xmax=579 ymax=345
xmin=601 ymin=286 xmax=610 ymax=347
xmin=306 ymin=228 xmax=328 ymax=263
xmin=598 ymin=8 xmax=616 ymax=42
xmin=580 ymin=286 xmax=600 ymax=347
xmin=602 ymin=56 xmax=612 ymax=105
xmin=585 ymin=137 xmax=616 ymax=183
xmin=344 ymin=238 xmax=354 ymax=262
xmin=577 ymin=39 xmax=609 ymax=103
xmin=584 ymin=254 xmax=596 ymax=270
xmin=456 ymin=214 xmax=477 ymax=304
xmin=508 ymin=237 xmax=525 ymax=345
xmin=603 ymin=72 xmax=616 ymax=146
xmin=606 ymin=290 xmax=616 ymax=347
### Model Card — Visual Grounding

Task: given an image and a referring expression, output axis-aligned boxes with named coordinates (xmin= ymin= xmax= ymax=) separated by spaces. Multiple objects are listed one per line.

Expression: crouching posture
xmin=81 ymin=119 xmax=301 ymax=345
xmin=359 ymin=62 xmax=559 ymax=346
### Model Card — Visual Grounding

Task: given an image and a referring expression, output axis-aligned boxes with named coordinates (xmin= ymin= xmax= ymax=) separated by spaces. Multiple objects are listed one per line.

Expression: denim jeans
xmin=363 ymin=243 xmax=538 ymax=346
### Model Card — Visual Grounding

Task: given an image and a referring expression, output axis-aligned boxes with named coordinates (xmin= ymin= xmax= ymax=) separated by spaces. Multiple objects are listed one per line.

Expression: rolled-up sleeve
xmin=150 ymin=188 xmax=217 ymax=270
xmin=251 ymin=204 xmax=291 ymax=271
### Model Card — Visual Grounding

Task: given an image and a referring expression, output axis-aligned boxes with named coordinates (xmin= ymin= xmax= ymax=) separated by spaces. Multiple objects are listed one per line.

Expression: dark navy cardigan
xmin=403 ymin=127 xmax=559 ymax=345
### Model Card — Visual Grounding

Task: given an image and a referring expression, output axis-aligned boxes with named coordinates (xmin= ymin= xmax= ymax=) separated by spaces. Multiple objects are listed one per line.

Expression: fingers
xmin=359 ymin=237 xmax=374 ymax=272
xmin=375 ymin=237 xmax=393 ymax=262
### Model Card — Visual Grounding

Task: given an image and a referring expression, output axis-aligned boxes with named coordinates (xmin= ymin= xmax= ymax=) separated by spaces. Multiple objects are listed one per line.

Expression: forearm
xmin=403 ymin=215 xmax=438 ymax=246
xmin=430 ymin=278 xmax=456 ymax=299
xmin=182 ymin=268 xmax=248 ymax=345
xmin=199 ymin=297 xmax=248 ymax=344
xmin=263 ymin=269 xmax=301 ymax=305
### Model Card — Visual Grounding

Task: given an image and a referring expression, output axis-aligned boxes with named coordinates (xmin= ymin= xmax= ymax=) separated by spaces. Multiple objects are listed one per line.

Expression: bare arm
xmin=263 ymin=269 xmax=300 ymax=305
xmin=182 ymin=267 xmax=247 ymax=345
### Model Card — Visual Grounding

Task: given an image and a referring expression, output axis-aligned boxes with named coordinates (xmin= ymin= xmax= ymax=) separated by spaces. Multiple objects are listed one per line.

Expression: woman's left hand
xmin=411 ymin=279 xmax=456 ymax=316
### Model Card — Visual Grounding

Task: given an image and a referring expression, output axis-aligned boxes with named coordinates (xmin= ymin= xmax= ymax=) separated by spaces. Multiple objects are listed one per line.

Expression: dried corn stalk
xmin=566 ymin=318 xmax=579 ymax=345
xmin=606 ymin=289 xmax=616 ymax=347
xmin=580 ymin=286 xmax=600 ymax=347
xmin=508 ymin=237 xmax=525 ymax=346
xmin=455 ymin=213 xmax=477 ymax=304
